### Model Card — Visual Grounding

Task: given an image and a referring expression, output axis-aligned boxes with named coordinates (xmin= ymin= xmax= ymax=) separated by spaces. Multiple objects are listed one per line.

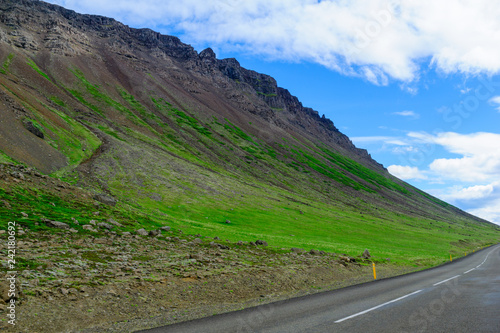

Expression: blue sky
xmin=46 ymin=0 xmax=500 ymax=225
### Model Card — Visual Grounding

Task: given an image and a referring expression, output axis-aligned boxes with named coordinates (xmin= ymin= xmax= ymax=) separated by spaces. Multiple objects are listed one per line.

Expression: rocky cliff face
xmin=0 ymin=0 xmax=381 ymax=171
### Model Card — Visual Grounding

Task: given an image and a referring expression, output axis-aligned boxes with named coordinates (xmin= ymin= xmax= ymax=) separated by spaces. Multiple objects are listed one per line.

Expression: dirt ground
xmin=0 ymin=230 xmax=418 ymax=332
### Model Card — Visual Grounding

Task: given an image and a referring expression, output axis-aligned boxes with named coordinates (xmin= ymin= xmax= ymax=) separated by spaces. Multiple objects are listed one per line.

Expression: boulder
xmin=136 ymin=228 xmax=148 ymax=236
xmin=93 ymin=194 xmax=117 ymax=206
xmin=107 ymin=218 xmax=122 ymax=227
xmin=210 ymin=242 xmax=229 ymax=249
xmin=190 ymin=253 xmax=205 ymax=261
xmin=10 ymin=171 xmax=25 ymax=180
xmin=149 ymin=229 xmax=161 ymax=237
xmin=291 ymin=247 xmax=305 ymax=254
xmin=97 ymin=222 xmax=113 ymax=230
xmin=0 ymin=278 xmax=21 ymax=302
xmin=41 ymin=218 xmax=69 ymax=229
xmin=362 ymin=249 xmax=371 ymax=259
xmin=256 ymin=240 xmax=268 ymax=246
xmin=23 ymin=120 xmax=44 ymax=139
xmin=160 ymin=226 xmax=171 ymax=231
xmin=340 ymin=256 xmax=356 ymax=263
xmin=82 ymin=225 xmax=97 ymax=232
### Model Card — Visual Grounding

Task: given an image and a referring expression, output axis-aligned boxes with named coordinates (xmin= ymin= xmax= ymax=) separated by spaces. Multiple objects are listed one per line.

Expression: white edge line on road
xmin=335 ymin=246 xmax=498 ymax=324
xmin=334 ymin=290 xmax=423 ymax=323
xmin=433 ymin=275 xmax=461 ymax=287
xmin=476 ymin=249 xmax=494 ymax=269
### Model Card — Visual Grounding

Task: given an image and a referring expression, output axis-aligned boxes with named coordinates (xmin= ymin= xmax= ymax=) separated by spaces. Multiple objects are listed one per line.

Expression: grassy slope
xmin=0 ymin=48 xmax=499 ymax=270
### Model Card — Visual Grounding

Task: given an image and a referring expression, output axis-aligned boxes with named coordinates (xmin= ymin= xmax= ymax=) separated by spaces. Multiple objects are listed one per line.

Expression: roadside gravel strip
xmin=2 ymin=230 xmax=417 ymax=332
xmin=138 ymin=244 xmax=500 ymax=333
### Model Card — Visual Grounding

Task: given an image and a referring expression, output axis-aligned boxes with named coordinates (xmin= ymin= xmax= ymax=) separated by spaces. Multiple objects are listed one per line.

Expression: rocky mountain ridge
xmin=0 ymin=0 xmax=380 ymax=171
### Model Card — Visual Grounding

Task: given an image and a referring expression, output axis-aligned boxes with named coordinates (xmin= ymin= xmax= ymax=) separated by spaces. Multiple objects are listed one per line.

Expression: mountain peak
xmin=199 ymin=47 xmax=217 ymax=59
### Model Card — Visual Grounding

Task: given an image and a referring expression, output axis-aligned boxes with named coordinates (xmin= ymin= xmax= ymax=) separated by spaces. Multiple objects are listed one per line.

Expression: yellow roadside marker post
xmin=372 ymin=262 xmax=377 ymax=280
xmin=450 ymin=254 xmax=452 ymax=262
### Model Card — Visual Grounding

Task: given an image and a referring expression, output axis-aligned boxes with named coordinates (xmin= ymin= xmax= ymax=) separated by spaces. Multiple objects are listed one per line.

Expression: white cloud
xmin=403 ymin=132 xmax=500 ymax=182
xmin=409 ymin=132 xmax=500 ymax=182
xmin=392 ymin=146 xmax=418 ymax=154
xmin=351 ymin=136 xmax=406 ymax=146
xmin=388 ymin=165 xmax=427 ymax=180
xmin=429 ymin=182 xmax=500 ymax=225
xmin=468 ymin=201 xmax=500 ymax=225
xmin=440 ymin=184 xmax=495 ymax=202
xmin=45 ymin=0 xmax=500 ymax=85
xmin=393 ymin=110 xmax=420 ymax=119
xmin=489 ymin=96 xmax=500 ymax=112
xmin=408 ymin=131 xmax=500 ymax=157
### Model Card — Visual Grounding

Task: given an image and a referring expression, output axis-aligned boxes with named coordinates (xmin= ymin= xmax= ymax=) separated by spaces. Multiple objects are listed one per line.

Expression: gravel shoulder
xmin=0 ymin=229 xmax=418 ymax=332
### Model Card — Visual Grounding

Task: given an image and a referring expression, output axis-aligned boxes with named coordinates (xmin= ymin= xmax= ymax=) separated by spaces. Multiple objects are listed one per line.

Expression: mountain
xmin=0 ymin=0 xmax=499 ymax=261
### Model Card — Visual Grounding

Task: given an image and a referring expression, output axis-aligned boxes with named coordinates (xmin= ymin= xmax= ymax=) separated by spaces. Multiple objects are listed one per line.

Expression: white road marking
xmin=475 ymin=248 xmax=495 ymax=269
xmin=335 ymin=246 xmax=498 ymax=325
xmin=433 ymin=275 xmax=461 ymax=286
xmin=334 ymin=290 xmax=423 ymax=323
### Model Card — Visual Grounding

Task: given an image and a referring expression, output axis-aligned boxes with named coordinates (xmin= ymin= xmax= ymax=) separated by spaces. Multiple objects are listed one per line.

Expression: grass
xmin=223 ymin=119 xmax=254 ymax=143
xmin=68 ymin=89 xmax=103 ymax=115
xmin=151 ymin=96 xmax=212 ymax=137
xmin=171 ymin=108 xmax=212 ymax=136
xmin=69 ymin=68 xmax=147 ymax=126
xmin=2 ymin=177 xmax=498 ymax=269
xmin=30 ymin=103 xmax=101 ymax=169
xmin=27 ymin=59 xmax=51 ymax=81
xmin=0 ymin=53 xmax=14 ymax=75
xmin=290 ymin=147 xmax=371 ymax=191
xmin=50 ymin=96 xmax=66 ymax=107
xmin=118 ymin=87 xmax=154 ymax=120
xmin=0 ymin=149 xmax=19 ymax=164
xmin=318 ymin=145 xmax=409 ymax=194
xmin=97 ymin=125 xmax=126 ymax=142
xmin=0 ymin=183 xmax=161 ymax=235
xmin=257 ymin=92 xmax=277 ymax=97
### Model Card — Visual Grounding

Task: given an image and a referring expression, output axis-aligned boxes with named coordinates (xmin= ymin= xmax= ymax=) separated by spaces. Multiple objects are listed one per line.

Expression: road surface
xmin=138 ymin=245 xmax=500 ymax=333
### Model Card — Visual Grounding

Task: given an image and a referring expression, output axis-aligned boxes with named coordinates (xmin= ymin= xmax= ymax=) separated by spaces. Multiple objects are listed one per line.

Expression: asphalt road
xmin=138 ymin=245 xmax=500 ymax=333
